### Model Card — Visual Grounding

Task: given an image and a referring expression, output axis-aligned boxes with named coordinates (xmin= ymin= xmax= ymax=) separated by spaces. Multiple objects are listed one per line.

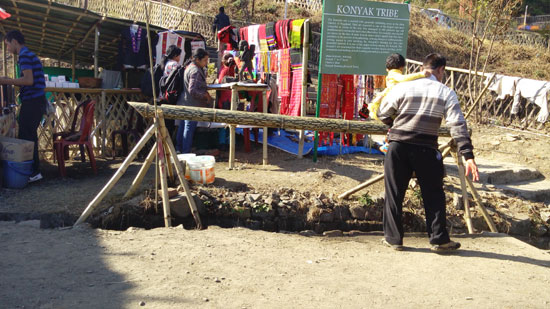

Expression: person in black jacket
xmin=212 ymin=7 xmax=231 ymax=34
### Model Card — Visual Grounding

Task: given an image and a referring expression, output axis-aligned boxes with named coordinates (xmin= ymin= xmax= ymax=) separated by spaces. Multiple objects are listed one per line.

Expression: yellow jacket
xmin=369 ymin=69 xmax=427 ymax=120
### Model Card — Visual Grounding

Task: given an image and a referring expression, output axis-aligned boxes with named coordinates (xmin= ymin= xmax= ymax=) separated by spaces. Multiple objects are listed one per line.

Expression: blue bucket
xmin=2 ymin=160 xmax=33 ymax=189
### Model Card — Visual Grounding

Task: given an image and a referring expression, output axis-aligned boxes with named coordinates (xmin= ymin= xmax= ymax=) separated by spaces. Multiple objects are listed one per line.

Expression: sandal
xmin=431 ymin=241 xmax=461 ymax=252
xmin=381 ymin=239 xmax=404 ymax=251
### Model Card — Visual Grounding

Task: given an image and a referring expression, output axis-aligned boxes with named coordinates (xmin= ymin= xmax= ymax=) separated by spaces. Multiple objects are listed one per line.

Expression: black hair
xmin=385 ymin=53 xmax=406 ymax=70
xmin=160 ymin=45 xmax=182 ymax=70
xmin=219 ymin=7 xmax=225 ymax=13
xmin=423 ymin=53 xmax=447 ymax=70
xmin=4 ymin=30 xmax=25 ymax=45
xmin=222 ymin=53 xmax=235 ymax=67
xmin=192 ymin=48 xmax=209 ymax=61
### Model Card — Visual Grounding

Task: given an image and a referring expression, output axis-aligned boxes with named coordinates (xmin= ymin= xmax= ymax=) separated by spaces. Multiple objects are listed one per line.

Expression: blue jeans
xmin=177 ymin=120 xmax=198 ymax=153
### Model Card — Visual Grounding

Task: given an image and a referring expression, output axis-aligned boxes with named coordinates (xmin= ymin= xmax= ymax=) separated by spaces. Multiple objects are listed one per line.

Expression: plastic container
xmin=177 ymin=153 xmax=196 ymax=180
xmin=2 ymin=160 xmax=33 ymax=189
xmin=187 ymin=155 xmax=215 ymax=184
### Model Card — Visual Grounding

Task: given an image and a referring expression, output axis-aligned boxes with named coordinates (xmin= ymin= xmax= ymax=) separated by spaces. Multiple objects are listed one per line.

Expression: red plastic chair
xmin=53 ymin=100 xmax=97 ymax=177
xmin=52 ymin=99 xmax=92 ymax=162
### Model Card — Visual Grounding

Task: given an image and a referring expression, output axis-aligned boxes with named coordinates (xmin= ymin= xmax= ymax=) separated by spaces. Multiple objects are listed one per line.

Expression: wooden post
xmin=298 ymin=19 xmax=310 ymax=158
xmin=100 ymin=90 xmax=107 ymax=156
xmin=2 ymin=40 xmax=6 ymax=77
xmin=74 ymin=123 xmax=157 ymax=225
xmin=159 ymin=115 xmax=203 ymax=229
xmin=465 ymin=173 xmax=498 ymax=232
xmin=124 ymin=142 xmax=157 ymax=199
xmin=157 ymin=129 xmax=172 ymax=227
xmin=452 ymin=149 xmax=474 ymax=234
xmin=229 ymin=86 xmax=238 ymax=169
xmin=72 ymin=50 xmax=76 ymax=82
xmin=450 ymin=71 xmax=455 ymax=90
xmin=262 ymin=89 xmax=268 ymax=165
xmin=94 ymin=25 xmax=99 ymax=78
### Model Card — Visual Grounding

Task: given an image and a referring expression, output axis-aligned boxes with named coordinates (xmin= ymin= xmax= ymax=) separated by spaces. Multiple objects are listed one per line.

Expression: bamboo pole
xmin=123 ymin=142 xmax=157 ymax=199
xmin=338 ymin=174 xmax=385 ymax=199
xmin=94 ymin=25 xmax=99 ymax=78
xmin=156 ymin=129 xmax=172 ymax=227
xmin=298 ymin=19 xmax=310 ymax=158
xmin=465 ymin=172 xmax=498 ymax=232
xmin=74 ymin=123 xmax=157 ymax=225
xmin=229 ymin=87 xmax=238 ymax=169
xmin=313 ymin=0 xmax=327 ymax=163
xmin=452 ymin=149 xmax=474 ymax=234
xmin=128 ymin=102 xmax=453 ymax=136
xmin=159 ymin=115 xmax=203 ymax=229
xmin=2 ymin=40 xmax=6 ymax=77
xmin=72 ymin=50 xmax=76 ymax=82
xmin=262 ymin=89 xmax=268 ymax=165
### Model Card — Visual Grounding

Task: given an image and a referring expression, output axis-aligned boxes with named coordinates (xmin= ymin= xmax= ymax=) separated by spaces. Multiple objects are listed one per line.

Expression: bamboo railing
xmin=40 ymin=88 xmax=145 ymax=159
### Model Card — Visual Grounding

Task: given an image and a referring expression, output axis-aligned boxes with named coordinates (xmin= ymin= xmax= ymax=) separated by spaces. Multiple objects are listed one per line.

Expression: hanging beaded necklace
xmin=131 ymin=26 xmax=142 ymax=54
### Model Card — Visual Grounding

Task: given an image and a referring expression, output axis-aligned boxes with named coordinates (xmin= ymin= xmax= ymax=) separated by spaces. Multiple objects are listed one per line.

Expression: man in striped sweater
xmin=1 ymin=30 xmax=46 ymax=182
xmin=377 ymin=53 xmax=479 ymax=252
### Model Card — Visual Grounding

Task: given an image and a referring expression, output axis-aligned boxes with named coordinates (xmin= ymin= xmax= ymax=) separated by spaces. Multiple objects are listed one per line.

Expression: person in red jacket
xmin=216 ymin=53 xmax=236 ymax=109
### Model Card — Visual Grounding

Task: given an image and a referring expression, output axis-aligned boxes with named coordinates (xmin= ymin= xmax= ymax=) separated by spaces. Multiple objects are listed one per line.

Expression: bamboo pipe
xmin=157 ymin=131 xmax=172 ymax=227
xmin=128 ymin=102 xmax=453 ymax=137
xmin=124 ymin=142 xmax=157 ymax=199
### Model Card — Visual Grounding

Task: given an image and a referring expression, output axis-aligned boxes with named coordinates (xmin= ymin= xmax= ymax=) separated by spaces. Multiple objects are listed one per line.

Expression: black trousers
xmin=383 ymin=141 xmax=450 ymax=245
xmin=18 ymin=96 xmax=46 ymax=174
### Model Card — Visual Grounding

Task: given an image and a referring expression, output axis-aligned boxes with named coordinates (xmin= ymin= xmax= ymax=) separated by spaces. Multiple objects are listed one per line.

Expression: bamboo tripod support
xmin=74 ymin=115 xmax=203 ymax=229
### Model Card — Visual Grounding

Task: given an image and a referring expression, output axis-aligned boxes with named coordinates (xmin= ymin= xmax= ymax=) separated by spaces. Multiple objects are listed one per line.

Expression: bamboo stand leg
xmin=229 ymin=88 xmax=238 ymax=169
xmin=164 ymin=141 xmax=175 ymax=183
xmin=157 ymin=131 xmax=172 ymax=227
xmin=338 ymin=174 xmax=385 ymax=199
xmin=465 ymin=174 xmax=498 ymax=232
xmin=124 ymin=142 xmax=157 ymax=199
xmin=159 ymin=116 xmax=203 ymax=229
xmin=452 ymin=149 xmax=474 ymax=234
xmin=74 ymin=123 xmax=157 ymax=225
xmin=262 ymin=90 xmax=268 ymax=166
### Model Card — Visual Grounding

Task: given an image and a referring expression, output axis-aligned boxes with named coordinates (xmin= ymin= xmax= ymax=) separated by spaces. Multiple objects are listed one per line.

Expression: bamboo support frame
xmin=74 ymin=123 xmax=157 ymax=225
xmin=452 ymin=150 xmax=474 ymax=234
xmin=124 ymin=141 xmax=157 ymax=199
xmin=229 ymin=88 xmax=238 ymax=169
xmin=262 ymin=89 xmax=268 ymax=165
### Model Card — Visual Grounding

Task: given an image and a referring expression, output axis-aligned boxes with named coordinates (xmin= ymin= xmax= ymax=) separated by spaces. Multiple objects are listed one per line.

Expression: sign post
xmin=313 ymin=0 xmax=409 ymax=161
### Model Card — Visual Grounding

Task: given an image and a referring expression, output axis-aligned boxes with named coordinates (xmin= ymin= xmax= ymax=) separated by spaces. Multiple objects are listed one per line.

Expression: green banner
xmin=320 ymin=0 xmax=410 ymax=75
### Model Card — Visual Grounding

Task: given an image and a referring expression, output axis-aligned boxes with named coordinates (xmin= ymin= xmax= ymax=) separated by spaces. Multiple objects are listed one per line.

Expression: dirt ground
xmin=1 ymin=222 xmax=549 ymax=308
xmin=1 ymin=123 xmax=550 ymax=308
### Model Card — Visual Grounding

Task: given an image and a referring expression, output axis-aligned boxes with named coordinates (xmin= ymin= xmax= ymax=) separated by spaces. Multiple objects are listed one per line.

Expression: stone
xmin=350 ymin=206 xmax=367 ymax=220
xmin=533 ymin=225 xmax=548 ymax=237
xmin=264 ymin=197 xmax=274 ymax=206
xmin=139 ymin=301 xmax=146 ymax=306
xmin=323 ymin=230 xmax=343 ymax=237
xmin=299 ymin=230 xmax=316 ymax=237
xmin=307 ymin=207 xmax=321 ymax=222
xmin=158 ymin=187 xmax=178 ymax=199
xmin=508 ymin=214 xmax=532 ymax=236
xmin=540 ymin=209 xmax=550 ymax=224
xmin=319 ymin=211 xmax=334 ymax=223
xmin=506 ymin=134 xmax=520 ymax=142
xmin=333 ymin=206 xmax=351 ymax=222
xmin=214 ymin=277 xmax=221 ymax=283
xmin=247 ymin=193 xmax=262 ymax=202
xmin=312 ymin=198 xmax=324 ymax=208
xmin=453 ymin=193 xmax=463 ymax=210
xmin=170 ymin=194 xmax=206 ymax=218
xmin=280 ymin=195 xmax=291 ymax=201
xmin=234 ymin=207 xmax=251 ymax=219
xmin=277 ymin=207 xmax=289 ymax=218
xmin=490 ymin=141 xmax=501 ymax=146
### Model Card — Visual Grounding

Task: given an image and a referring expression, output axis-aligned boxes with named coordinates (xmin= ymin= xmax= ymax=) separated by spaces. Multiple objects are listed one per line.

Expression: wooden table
xmin=207 ymin=82 xmax=270 ymax=169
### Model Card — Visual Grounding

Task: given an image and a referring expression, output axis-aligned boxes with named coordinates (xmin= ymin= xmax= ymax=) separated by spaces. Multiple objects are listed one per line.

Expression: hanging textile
xmin=218 ymin=25 xmax=238 ymax=50
xmin=155 ymin=31 xmax=185 ymax=66
xmin=275 ymin=19 xmax=292 ymax=49
xmin=270 ymin=51 xmax=279 ymax=73
xmin=247 ymin=25 xmax=260 ymax=51
xmin=373 ymin=75 xmax=386 ymax=89
xmin=266 ymin=22 xmax=277 ymax=50
xmin=285 ymin=48 xmax=303 ymax=116
xmin=340 ymin=75 xmax=355 ymax=120
xmin=258 ymin=24 xmax=269 ymax=52
xmin=290 ymin=19 xmax=306 ymax=49
xmin=320 ymin=74 xmax=339 ymax=119
xmin=279 ymin=49 xmax=291 ymax=97
xmin=239 ymin=27 xmax=249 ymax=43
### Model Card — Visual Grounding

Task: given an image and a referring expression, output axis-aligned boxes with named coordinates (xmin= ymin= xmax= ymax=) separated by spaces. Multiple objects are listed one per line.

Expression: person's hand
xmin=423 ymin=70 xmax=431 ymax=78
xmin=465 ymin=158 xmax=479 ymax=182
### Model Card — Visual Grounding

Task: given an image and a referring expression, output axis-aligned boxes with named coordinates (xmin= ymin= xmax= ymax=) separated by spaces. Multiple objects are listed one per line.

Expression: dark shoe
xmin=382 ymin=239 xmax=404 ymax=251
xmin=431 ymin=241 xmax=461 ymax=252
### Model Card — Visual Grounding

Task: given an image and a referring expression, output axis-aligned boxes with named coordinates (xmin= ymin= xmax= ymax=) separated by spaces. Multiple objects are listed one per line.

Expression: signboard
xmin=319 ymin=0 xmax=410 ymax=75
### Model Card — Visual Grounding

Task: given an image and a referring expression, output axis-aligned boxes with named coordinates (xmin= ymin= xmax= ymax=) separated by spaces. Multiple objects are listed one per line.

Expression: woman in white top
xmin=162 ymin=45 xmax=182 ymax=76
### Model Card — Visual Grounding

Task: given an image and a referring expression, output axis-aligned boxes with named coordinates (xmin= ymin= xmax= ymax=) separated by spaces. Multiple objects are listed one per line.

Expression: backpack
xmin=140 ymin=64 xmax=164 ymax=98
xmin=158 ymin=65 xmax=185 ymax=105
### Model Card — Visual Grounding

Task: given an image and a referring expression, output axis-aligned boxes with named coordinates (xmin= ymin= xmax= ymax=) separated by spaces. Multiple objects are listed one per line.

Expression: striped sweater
xmin=377 ymin=75 xmax=474 ymax=160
